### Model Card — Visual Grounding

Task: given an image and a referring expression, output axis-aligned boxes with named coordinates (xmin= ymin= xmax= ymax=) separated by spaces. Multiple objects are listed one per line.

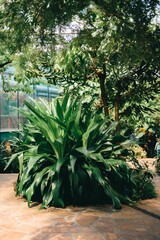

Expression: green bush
xmin=0 ymin=141 xmax=19 ymax=173
xmin=155 ymin=158 xmax=160 ymax=173
xmin=131 ymin=169 xmax=157 ymax=200
xmin=6 ymin=93 xmax=157 ymax=209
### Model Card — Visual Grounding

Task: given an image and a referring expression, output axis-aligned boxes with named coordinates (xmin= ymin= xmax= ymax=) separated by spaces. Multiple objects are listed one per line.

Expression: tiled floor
xmin=0 ymin=159 xmax=160 ymax=240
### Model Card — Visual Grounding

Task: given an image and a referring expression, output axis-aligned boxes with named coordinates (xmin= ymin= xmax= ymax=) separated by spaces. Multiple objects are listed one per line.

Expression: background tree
xmin=0 ymin=0 xmax=160 ymax=124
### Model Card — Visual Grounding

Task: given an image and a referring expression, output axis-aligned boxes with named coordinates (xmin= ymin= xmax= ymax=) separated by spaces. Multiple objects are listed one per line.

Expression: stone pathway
xmin=0 ymin=160 xmax=160 ymax=240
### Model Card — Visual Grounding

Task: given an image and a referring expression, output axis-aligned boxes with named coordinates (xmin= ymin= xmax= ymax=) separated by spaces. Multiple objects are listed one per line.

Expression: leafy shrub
xmin=129 ymin=144 xmax=147 ymax=159
xmin=131 ymin=169 xmax=157 ymax=200
xmin=6 ymin=93 xmax=157 ymax=209
xmin=155 ymin=158 xmax=160 ymax=173
xmin=0 ymin=141 xmax=19 ymax=173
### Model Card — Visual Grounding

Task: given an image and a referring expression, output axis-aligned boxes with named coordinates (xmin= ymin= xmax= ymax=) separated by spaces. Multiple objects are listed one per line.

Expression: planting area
xmin=0 ymin=159 xmax=160 ymax=240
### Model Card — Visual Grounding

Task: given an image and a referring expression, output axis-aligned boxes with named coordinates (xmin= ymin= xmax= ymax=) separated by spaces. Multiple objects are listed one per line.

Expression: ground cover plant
xmin=6 ymin=93 xmax=157 ymax=209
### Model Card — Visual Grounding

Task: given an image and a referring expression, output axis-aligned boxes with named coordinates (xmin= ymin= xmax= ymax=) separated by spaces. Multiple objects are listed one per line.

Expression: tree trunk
xmin=98 ymin=72 xmax=109 ymax=117
xmin=92 ymin=61 xmax=109 ymax=117
xmin=115 ymin=94 xmax=121 ymax=131
xmin=115 ymin=99 xmax=119 ymax=121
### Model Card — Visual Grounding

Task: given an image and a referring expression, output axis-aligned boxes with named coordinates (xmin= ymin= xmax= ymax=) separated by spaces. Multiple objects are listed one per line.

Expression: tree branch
xmin=0 ymin=60 xmax=12 ymax=68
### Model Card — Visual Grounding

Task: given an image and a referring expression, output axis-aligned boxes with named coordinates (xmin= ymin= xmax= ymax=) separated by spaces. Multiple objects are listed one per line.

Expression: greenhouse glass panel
xmin=0 ymin=67 xmax=62 ymax=144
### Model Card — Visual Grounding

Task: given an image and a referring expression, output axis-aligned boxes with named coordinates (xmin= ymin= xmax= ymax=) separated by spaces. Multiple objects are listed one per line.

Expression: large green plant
xmin=6 ymin=94 xmax=156 ymax=209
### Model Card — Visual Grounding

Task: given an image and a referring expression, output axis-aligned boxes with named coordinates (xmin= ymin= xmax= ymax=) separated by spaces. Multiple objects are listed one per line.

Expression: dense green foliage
xmin=131 ymin=169 xmax=158 ymax=200
xmin=0 ymin=0 xmax=160 ymax=122
xmin=0 ymin=141 xmax=18 ymax=173
xmin=0 ymin=0 xmax=159 ymax=209
xmin=6 ymin=94 xmax=157 ymax=209
xmin=155 ymin=158 xmax=160 ymax=173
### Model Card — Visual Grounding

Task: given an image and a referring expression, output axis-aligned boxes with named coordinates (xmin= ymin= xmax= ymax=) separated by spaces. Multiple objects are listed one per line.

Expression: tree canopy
xmin=0 ymin=0 xmax=160 ymax=123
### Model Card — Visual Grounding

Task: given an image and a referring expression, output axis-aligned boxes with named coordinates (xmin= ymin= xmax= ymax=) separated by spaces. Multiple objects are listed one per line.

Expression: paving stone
xmin=75 ymin=214 xmax=99 ymax=227
xmin=0 ymin=231 xmax=26 ymax=240
xmin=49 ymin=234 xmax=72 ymax=240
xmin=71 ymin=232 xmax=106 ymax=240
xmin=93 ymin=218 xmax=115 ymax=232
xmin=118 ymin=234 xmax=157 ymax=240
xmin=106 ymin=232 xmax=118 ymax=240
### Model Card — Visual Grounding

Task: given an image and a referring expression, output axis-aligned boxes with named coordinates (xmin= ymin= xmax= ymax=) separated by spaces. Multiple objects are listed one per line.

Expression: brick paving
xmin=0 ymin=159 xmax=160 ymax=240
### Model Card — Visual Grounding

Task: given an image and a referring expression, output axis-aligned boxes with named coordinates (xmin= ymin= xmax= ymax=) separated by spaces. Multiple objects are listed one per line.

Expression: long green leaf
xmin=26 ymin=166 xmax=51 ymax=207
xmin=4 ymin=152 xmax=22 ymax=171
